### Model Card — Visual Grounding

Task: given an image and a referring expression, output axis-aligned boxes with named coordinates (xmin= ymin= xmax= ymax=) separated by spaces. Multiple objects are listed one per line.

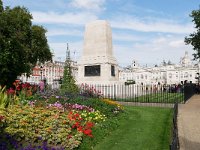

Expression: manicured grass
xmin=93 ymin=106 xmax=173 ymax=150
xmin=116 ymin=93 xmax=184 ymax=103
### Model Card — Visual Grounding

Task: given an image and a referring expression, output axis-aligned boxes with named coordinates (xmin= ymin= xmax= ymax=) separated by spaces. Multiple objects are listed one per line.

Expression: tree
xmin=0 ymin=0 xmax=3 ymax=12
xmin=61 ymin=64 xmax=79 ymax=95
xmin=0 ymin=0 xmax=52 ymax=87
xmin=185 ymin=8 xmax=200 ymax=61
xmin=61 ymin=45 xmax=78 ymax=95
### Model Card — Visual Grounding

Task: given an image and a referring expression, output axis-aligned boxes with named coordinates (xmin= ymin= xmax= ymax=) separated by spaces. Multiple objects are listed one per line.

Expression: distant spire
xmin=66 ymin=43 xmax=70 ymax=62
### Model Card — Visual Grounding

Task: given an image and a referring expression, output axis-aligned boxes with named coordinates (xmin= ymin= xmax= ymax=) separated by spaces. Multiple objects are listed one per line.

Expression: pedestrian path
xmin=178 ymin=95 xmax=200 ymax=150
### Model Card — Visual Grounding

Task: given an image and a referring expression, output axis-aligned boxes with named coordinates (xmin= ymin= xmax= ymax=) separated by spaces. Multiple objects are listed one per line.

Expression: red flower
xmin=67 ymin=134 xmax=72 ymax=139
xmin=16 ymin=85 xmax=21 ymax=91
xmin=75 ymin=113 xmax=79 ymax=118
xmin=77 ymin=126 xmax=83 ymax=132
xmin=7 ymin=88 xmax=15 ymax=95
xmin=72 ymin=121 xmax=80 ymax=129
xmin=83 ymin=129 xmax=93 ymax=137
xmin=22 ymin=83 xmax=27 ymax=89
xmin=0 ymin=115 xmax=4 ymax=121
xmin=85 ymin=122 xmax=94 ymax=128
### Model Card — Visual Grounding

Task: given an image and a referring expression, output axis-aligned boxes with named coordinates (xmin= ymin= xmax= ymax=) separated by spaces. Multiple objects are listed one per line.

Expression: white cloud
xmin=70 ymin=0 xmax=105 ymax=12
xmin=113 ymin=35 xmax=193 ymax=67
xmin=152 ymin=37 xmax=167 ymax=44
xmin=32 ymin=11 xmax=98 ymax=25
xmin=110 ymin=16 xmax=194 ymax=34
xmin=49 ymin=42 xmax=83 ymax=61
xmin=169 ymin=40 xmax=185 ymax=47
xmin=47 ymin=28 xmax=82 ymax=36
xmin=112 ymin=32 xmax=144 ymax=42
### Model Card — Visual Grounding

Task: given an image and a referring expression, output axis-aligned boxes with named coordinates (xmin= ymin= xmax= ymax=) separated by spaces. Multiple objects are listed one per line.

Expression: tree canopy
xmin=185 ymin=8 xmax=200 ymax=61
xmin=0 ymin=0 xmax=52 ymax=87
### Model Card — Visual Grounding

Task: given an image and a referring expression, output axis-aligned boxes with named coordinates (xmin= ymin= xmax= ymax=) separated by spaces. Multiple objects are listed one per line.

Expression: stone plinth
xmin=77 ymin=20 xmax=119 ymax=84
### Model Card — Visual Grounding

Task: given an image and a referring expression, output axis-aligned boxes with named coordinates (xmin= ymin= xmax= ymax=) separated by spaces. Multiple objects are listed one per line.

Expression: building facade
xmin=20 ymin=51 xmax=200 ymax=86
xmin=119 ymin=52 xmax=200 ymax=85
xmin=19 ymin=60 xmax=78 ymax=88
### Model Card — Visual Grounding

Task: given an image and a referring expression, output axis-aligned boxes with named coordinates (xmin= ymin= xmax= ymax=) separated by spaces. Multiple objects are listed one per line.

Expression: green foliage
xmin=0 ymin=86 xmax=19 ymax=108
xmin=0 ymin=0 xmax=3 ymax=12
xmin=0 ymin=108 xmax=7 ymax=129
xmin=61 ymin=64 xmax=79 ymax=95
xmin=0 ymin=1 xmax=52 ymax=87
xmin=0 ymin=86 xmax=9 ymax=108
xmin=30 ymin=25 xmax=52 ymax=63
xmin=185 ymin=8 xmax=200 ymax=60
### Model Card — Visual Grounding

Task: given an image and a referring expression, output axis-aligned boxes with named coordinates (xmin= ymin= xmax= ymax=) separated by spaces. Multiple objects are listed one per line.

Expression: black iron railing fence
xmin=79 ymin=84 xmax=186 ymax=104
xmin=170 ymin=102 xmax=179 ymax=150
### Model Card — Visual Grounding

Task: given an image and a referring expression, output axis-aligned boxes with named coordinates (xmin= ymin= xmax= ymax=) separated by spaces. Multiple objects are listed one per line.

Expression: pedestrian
xmin=39 ymin=80 xmax=44 ymax=92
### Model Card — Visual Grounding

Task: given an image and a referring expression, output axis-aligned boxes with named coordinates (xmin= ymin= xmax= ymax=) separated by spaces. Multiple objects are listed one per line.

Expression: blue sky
xmin=2 ymin=0 xmax=199 ymax=67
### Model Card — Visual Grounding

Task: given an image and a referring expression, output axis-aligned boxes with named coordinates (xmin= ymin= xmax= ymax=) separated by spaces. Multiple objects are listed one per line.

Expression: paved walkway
xmin=178 ymin=95 xmax=200 ymax=150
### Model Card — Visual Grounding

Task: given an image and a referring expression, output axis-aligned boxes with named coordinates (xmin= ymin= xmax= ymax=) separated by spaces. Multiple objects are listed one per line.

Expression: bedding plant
xmin=0 ymin=80 xmax=124 ymax=149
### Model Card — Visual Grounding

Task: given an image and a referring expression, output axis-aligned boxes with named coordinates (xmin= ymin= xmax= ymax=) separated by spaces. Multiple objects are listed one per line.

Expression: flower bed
xmin=0 ymin=104 xmax=107 ymax=149
xmin=0 ymin=83 xmax=124 ymax=149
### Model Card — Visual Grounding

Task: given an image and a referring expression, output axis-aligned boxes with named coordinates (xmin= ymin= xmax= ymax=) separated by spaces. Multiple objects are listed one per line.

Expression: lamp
xmin=40 ymin=66 xmax=43 ymax=80
xmin=195 ymin=73 xmax=199 ymax=85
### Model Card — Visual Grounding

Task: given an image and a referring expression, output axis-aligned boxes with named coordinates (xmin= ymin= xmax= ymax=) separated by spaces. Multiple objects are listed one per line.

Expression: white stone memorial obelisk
xmin=77 ymin=20 xmax=119 ymax=84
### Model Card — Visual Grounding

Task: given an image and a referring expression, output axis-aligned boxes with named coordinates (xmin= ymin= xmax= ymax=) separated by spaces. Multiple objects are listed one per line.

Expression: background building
xmin=119 ymin=51 xmax=200 ymax=85
xmin=20 ymin=51 xmax=200 ymax=87
xmin=19 ymin=60 xmax=78 ymax=88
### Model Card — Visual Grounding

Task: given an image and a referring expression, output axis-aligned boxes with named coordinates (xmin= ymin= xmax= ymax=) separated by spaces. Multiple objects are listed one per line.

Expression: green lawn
xmin=93 ymin=106 xmax=173 ymax=150
xmin=116 ymin=93 xmax=184 ymax=103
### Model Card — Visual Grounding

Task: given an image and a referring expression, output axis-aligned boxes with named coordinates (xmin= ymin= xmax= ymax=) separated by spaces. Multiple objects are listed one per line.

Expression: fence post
xmin=114 ymin=84 xmax=116 ymax=100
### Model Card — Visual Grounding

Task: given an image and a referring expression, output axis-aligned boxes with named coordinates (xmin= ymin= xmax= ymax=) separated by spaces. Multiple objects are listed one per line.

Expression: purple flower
xmin=55 ymin=95 xmax=60 ymax=99
xmin=47 ymin=101 xmax=63 ymax=109
xmin=28 ymin=101 xmax=35 ymax=107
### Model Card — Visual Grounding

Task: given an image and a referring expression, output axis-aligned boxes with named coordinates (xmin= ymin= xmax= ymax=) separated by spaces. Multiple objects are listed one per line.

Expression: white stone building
xmin=119 ymin=52 xmax=200 ymax=85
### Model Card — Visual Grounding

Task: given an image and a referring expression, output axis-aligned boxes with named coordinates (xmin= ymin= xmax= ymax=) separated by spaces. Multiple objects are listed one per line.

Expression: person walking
xmin=39 ymin=80 xmax=45 ymax=92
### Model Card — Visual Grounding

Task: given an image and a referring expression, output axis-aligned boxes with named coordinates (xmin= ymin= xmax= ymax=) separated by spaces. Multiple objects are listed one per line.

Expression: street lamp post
xmin=196 ymin=73 xmax=200 ymax=85
xmin=195 ymin=73 xmax=200 ymax=94
xmin=40 ymin=66 xmax=43 ymax=80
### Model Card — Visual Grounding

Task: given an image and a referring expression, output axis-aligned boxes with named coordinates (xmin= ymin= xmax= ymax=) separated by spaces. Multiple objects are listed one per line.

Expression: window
xmin=111 ymin=65 xmax=115 ymax=76
xmin=169 ymin=73 xmax=172 ymax=78
xmin=141 ymin=74 xmax=144 ymax=79
xmin=85 ymin=65 xmax=100 ymax=76
xmin=184 ymin=72 xmax=188 ymax=78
